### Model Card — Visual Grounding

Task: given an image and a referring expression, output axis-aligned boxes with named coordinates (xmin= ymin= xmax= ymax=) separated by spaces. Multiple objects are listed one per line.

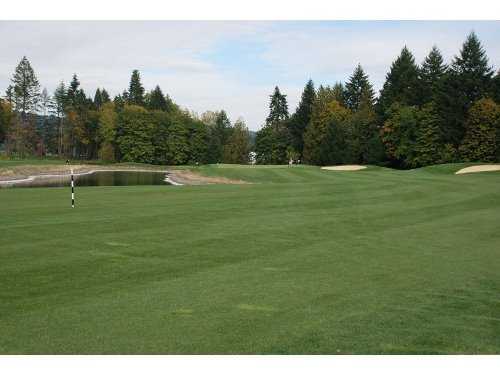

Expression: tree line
xmin=255 ymin=32 xmax=500 ymax=167
xmin=0 ymin=63 xmax=251 ymax=165
xmin=1 ymin=31 xmax=500 ymax=167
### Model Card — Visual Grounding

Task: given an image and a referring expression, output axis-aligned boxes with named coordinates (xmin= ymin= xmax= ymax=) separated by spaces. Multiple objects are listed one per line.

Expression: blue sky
xmin=0 ymin=21 xmax=499 ymax=130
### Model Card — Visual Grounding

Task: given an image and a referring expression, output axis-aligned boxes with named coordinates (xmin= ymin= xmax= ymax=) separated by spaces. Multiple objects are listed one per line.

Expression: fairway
xmin=1 ymin=164 xmax=499 ymax=354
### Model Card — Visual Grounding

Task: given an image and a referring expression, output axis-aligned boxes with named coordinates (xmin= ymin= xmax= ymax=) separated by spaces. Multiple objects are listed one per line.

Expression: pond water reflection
xmin=2 ymin=171 xmax=171 ymax=188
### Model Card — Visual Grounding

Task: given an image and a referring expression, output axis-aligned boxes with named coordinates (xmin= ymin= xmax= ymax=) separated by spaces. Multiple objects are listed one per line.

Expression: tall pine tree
xmin=128 ymin=69 xmax=145 ymax=106
xmin=255 ymin=86 xmax=290 ymax=164
xmin=437 ymin=32 xmax=494 ymax=146
xmin=101 ymin=89 xmax=111 ymax=104
xmin=66 ymin=74 xmax=80 ymax=108
xmin=491 ymin=70 xmax=500 ymax=103
xmin=266 ymin=86 xmax=289 ymax=125
xmin=451 ymin=31 xmax=493 ymax=104
xmin=146 ymin=85 xmax=169 ymax=111
xmin=288 ymin=79 xmax=316 ymax=158
xmin=377 ymin=46 xmax=420 ymax=117
xmin=94 ymin=88 xmax=103 ymax=109
xmin=419 ymin=46 xmax=447 ymax=103
xmin=345 ymin=64 xmax=375 ymax=111
xmin=10 ymin=56 xmax=41 ymax=117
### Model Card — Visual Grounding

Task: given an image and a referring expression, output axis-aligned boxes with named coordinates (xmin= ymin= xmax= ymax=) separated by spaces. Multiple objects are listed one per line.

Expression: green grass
xmin=0 ymin=158 xmax=67 ymax=168
xmin=1 ymin=164 xmax=499 ymax=354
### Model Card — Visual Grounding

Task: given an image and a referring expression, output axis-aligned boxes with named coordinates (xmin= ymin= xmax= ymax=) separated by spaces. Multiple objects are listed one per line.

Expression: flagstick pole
xmin=67 ymin=160 xmax=75 ymax=208
xmin=71 ymin=167 xmax=75 ymax=208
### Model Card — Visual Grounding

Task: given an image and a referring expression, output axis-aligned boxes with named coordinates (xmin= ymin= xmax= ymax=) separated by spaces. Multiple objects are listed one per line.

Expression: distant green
xmin=1 ymin=164 xmax=499 ymax=354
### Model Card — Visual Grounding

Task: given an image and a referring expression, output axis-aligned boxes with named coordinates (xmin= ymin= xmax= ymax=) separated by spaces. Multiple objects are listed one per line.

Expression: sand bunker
xmin=455 ymin=164 xmax=500 ymax=175
xmin=321 ymin=165 xmax=367 ymax=171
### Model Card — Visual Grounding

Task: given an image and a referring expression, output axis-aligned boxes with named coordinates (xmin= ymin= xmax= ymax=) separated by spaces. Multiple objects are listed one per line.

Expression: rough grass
xmin=1 ymin=164 xmax=499 ymax=354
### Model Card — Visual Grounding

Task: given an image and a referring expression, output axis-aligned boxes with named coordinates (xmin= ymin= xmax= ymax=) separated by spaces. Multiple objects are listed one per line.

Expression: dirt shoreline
xmin=165 ymin=169 xmax=249 ymax=185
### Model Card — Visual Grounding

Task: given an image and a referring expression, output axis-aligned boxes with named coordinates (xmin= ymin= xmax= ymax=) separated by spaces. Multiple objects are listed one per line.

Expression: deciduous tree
xmin=117 ymin=105 xmax=155 ymax=163
xmin=224 ymin=118 xmax=251 ymax=164
xmin=459 ymin=98 xmax=500 ymax=162
xmin=303 ymin=89 xmax=351 ymax=165
xmin=98 ymin=102 xmax=118 ymax=161
xmin=380 ymin=103 xmax=419 ymax=167
xmin=414 ymin=103 xmax=443 ymax=166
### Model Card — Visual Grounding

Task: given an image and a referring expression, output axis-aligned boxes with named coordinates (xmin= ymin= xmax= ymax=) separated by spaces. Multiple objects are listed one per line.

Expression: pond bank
xmin=0 ymin=163 xmax=248 ymax=186
xmin=164 ymin=169 xmax=249 ymax=185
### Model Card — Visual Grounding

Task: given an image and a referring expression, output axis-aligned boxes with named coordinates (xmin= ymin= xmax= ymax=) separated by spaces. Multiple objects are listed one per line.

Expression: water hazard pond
xmin=1 ymin=170 xmax=172 ymax=188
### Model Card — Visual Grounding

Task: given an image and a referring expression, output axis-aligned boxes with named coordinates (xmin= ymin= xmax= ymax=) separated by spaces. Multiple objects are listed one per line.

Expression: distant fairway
xmin=1 ymin=163 xmax=499 ymax=354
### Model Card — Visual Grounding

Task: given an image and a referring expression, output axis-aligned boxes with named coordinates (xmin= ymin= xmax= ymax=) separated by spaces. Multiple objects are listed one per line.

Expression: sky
xmin=0 ymin=21 xmax=499 ymax=130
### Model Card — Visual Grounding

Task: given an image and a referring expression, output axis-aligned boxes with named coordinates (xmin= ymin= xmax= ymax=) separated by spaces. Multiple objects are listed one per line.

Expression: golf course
xmin=1 ymin=161 xmax=499 ymax=354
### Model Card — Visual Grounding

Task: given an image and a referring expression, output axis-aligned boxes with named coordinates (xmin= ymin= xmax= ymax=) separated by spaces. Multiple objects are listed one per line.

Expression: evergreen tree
xmin=345 ymin=64 xmax=375 ymax=110
xmin=94 ymin=88 xmax=103 ymax=109
xmin=451 ymin=31 xmax=493 ymax=104
xmin=437 ymin=32 xmax=494 ymax=146
xmin=5 ymin=85 xmax=14 ymax=105
xmin=492 ymin=70 xmax=500 ymax=103
xmin=53 ymin=82 xmax=67 ymax=116
xmin=223 ymin=118 xmax=251 ymax=164
xmin=67 ymin=74 xmax=80 ymax=107
xmin=113 ymin=94 xmax=125 ymax=110
xmin=255 ymin=86 xmax=290 ymax=164
xmin=459 ymin=98 xmax=500 ymax=162
xmin=419 ymin=46 xmax=447 ymax=103
xmin=266 ymin=86 xmax=289 ymax=125
xmin=147 ymin=85 xmax=169 ymax=111
xmin=128 ymin=69 xmax=145 ymax=106
xmin=332 ymin=82 xmax=346 ymax=106
xmin=288 ymin=79 xmax=316 ymax=158
xmin=40 ymin=88 xmax=52 ymax=117
xmin=10 ymin=56 xmax=41 ymax=117
xmin=101 ymin=89 xmax=111 ymax=104
xmin=377 ymin=46 xmax=420 ymax=117
xmin=53 ymin=82 xmax=67 ymax=155
xmin=254 ymin=125 xmax=274 ymax=164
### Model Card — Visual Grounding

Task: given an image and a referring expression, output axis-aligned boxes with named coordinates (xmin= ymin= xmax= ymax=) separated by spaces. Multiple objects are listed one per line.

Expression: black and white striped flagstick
xmin=71 ymin=168 xmax=75 ymax=208
xmin=67 ymin=160 xmax=75 ymax=208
